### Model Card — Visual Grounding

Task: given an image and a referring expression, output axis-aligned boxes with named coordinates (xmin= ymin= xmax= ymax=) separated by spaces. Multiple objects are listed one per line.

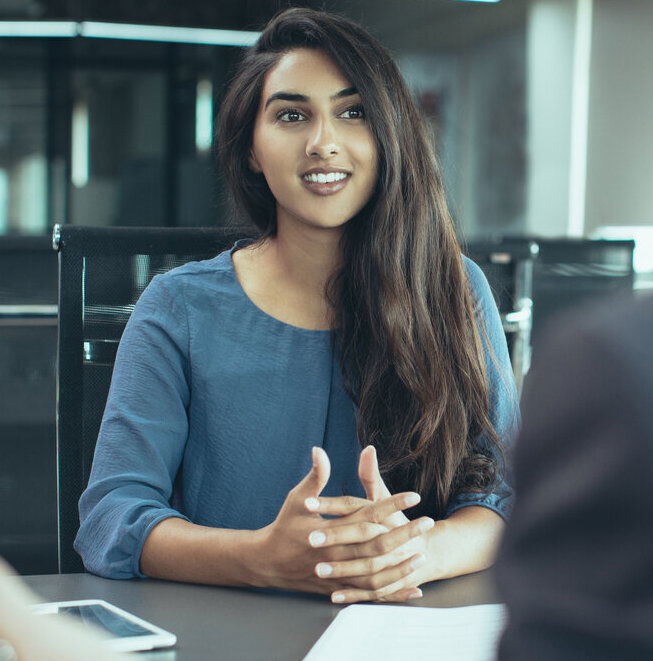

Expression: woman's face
xmin=250 ymin=48 xmax=379 ymax=233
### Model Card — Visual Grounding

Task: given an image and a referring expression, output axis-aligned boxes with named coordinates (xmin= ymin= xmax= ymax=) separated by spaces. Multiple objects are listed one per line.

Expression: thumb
xmin=358 ymin=445 xmax=391 ymax=501
xmin=295 ymin=446 xmax=331 ymax=500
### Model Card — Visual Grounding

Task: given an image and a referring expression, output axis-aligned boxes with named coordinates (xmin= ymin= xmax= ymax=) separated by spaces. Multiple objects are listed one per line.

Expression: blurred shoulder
xmin=461 ymin=254 xmax=493 ymax=304
xmin=538 ymin=291 xmax=653 ymax=362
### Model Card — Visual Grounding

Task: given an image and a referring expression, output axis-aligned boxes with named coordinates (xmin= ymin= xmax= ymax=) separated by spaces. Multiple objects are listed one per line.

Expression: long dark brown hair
xmin=218 ymin=7 xmax=504 ymax=518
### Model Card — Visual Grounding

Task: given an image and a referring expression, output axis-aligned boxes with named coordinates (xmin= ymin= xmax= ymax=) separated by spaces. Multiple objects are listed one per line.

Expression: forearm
xmin=140 ymin=517 xmax=266 ymax=587
xmin=420 ymin=506 xmax=505 ymax=582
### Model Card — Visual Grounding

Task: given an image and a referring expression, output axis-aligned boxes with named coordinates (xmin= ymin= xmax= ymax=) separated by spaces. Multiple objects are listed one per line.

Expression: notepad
xmin=304 ymin=603 xmax=507 ymax=661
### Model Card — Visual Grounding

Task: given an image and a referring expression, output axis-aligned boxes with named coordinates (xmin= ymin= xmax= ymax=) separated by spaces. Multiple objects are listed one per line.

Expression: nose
xmin=305 ymin=117 xmax=339 ymax=159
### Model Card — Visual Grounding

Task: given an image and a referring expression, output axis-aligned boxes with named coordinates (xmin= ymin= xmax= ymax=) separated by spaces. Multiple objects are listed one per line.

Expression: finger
xmin=315 ymin=543 xmax=426 ymax=580
xmin=342 ymin=553 xmax=425 ymax=590
xmin=356 ymin=491 xmax=421 ymax=525
xmin=331 ymin=565 xmax=425 ymax=604
xmin=308 ymin=520 xmax=389 ymax=549
xmin=306 ymin=491 xmax=419 ymax=520
xmin=377 ymin=587 xmax=423 ymax=603
xmin=358 ymin=445 xmax=391 ymax=501
xmin=305 ymin=494 xmax=370 ymax=515
xmin=353 ymin=516 xmax=435 ymax=559
xmin=332 ymin=587 xmax=423 ymax=605
xmin=293 ymin=447 xmax=331 ymax=504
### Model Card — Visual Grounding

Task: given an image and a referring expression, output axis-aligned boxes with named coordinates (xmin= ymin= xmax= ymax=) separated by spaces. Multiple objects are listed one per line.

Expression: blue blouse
xmin=75 ymin=241 xmax=519 ymax=579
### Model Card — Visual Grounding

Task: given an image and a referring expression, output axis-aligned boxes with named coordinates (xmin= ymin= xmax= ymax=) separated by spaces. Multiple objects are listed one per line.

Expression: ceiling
xmin=0 ymin=0 xmax=527 ymax=53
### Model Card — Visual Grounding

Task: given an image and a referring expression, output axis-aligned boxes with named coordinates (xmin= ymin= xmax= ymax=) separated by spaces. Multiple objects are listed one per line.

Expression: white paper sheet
xmin=304 ymin=603 xmax=507 ymax=661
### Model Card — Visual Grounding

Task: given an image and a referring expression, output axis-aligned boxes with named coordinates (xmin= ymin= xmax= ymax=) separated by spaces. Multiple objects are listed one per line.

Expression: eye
xmin=276 ymin=108 xmax=306 ymax=123
xmin=339 ymin=105 xmax=365 ymax=120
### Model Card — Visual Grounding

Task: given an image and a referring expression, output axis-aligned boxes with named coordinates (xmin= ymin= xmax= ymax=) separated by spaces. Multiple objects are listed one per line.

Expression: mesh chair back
xmin=54 ymin=225 xmax=252 ymax=573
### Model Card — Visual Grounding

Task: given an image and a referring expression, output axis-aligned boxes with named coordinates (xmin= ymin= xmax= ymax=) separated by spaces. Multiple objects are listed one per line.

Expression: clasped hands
xmin=258 ymin=445 xmax=435 ymax=604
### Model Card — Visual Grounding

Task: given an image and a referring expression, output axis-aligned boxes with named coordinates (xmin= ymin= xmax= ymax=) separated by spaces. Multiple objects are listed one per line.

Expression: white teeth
xmin=304 ymin=172 xmax=348 ymax=183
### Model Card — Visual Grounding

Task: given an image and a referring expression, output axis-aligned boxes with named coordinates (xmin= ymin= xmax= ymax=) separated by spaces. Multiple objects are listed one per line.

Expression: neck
xmin=264 ymin=220 xmax=343 ymax=299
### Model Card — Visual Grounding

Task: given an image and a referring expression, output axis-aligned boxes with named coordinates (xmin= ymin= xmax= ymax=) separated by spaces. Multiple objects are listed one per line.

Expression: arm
xmin=447 ymin=257 xmax=520 ymax=522
xmin=75 ymin=275 xmax=193 ymax=578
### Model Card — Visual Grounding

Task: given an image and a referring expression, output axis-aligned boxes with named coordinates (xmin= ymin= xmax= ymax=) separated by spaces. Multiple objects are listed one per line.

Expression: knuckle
xmin=364 ymin=557 xmax=376 ymax=574
xmin=368 ymin=506 xmax=383 ymax=524
xmin=359 ymin=522 xmax=374 ymax=538
xmin=373 ymin=537 xmax=390 ymax=555
xmin=347 ymin=577 xmax=364 ymax=589
xmin=373 ymin=586 xmax=388 ymax=600
xmin=344 ymin=495 xmax=361 ymax=508
xmin=349 ymin=543 xmax=363 ymax=560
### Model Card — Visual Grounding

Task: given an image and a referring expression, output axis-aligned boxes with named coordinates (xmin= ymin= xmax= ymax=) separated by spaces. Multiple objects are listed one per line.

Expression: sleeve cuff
xmin=445 ymin=490 xmax=513 ymax=522
xmin=132 ymin=510 xmax=190 ymax=579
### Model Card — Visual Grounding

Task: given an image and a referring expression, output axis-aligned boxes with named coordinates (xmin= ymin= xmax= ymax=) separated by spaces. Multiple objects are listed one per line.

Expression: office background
xmin=1 ymin=0 xmax=652 ymax=575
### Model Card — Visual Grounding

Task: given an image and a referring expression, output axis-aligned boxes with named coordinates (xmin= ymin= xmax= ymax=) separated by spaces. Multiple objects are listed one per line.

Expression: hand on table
xmin=258 ymin=447 xmax=432 ymax=600
xmin=304 ymin=445 xmax=435 ymax=604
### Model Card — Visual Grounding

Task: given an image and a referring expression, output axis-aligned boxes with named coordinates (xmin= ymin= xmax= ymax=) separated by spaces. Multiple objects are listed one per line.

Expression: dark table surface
xmin=23 ymin=571 xmax=500 ymax=661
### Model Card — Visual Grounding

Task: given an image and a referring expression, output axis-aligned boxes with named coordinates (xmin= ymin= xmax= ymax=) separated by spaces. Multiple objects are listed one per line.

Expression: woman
xmin=76 ymin=8 xmax=518 ymax=605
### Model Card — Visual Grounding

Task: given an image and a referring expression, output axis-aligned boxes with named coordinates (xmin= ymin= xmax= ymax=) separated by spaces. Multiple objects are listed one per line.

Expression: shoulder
xmin=461 ymin=255 xmax=494 ymax=308
xmin=139 ymin=241 xmax=247 ymax=303
xmin=128 ymin=242 xmax=246 ymax=324
xmin=156 ymin=246 xmax=236 ymax=287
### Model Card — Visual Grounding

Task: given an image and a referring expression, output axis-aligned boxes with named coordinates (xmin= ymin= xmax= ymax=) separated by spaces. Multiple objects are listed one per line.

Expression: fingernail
xmin=418 ymin=517 xmax=435 ymax=532
xmin=408 ymin=588 xmax=423 ymax=599
xmin=309 ymin=531 xmax=327 ymax=547
xmin=410 ymin=554 xmax=426 ymax=570
xmin=305 ymin=497 xmax=320 ymax=511
xmin=316 ymin=563 xmax=333 ymax=577
xmin=404 ymin=493 xmax=421 ymax=507
xmin=331 ymin=593 xmax=345 ymax=603
xmin=311 ymin=446 xmax=318 ymax=466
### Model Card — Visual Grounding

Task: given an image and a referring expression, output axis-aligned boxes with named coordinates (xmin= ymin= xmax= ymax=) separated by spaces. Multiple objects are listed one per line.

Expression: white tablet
xmin=31 ymin=598 xmax=177 ymax=653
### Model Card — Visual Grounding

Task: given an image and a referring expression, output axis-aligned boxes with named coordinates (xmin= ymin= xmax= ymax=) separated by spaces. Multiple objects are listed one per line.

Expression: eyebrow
xmin=264 ymin=86 xmax=358 ymax=110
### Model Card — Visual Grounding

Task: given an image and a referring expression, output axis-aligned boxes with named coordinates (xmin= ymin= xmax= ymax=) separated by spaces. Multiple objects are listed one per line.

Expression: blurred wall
xmin=527 ymin=0 xmax=653 ymax=238
xmin=585 ymin=0 xmax=653 ymax=234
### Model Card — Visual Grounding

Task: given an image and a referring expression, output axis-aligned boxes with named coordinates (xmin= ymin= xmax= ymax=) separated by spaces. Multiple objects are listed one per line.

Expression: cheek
xmin=354 ymin=131 xmax=378 ymax=173
xmin=360 ymin=140 xmax=379 ymax=189
xmin=251 ymin=126 xmax=287 ymax=174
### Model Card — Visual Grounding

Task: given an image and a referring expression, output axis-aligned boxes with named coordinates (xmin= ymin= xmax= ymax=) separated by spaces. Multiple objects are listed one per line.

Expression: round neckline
xmin=228 ymin=239 xmax=333 ymax=335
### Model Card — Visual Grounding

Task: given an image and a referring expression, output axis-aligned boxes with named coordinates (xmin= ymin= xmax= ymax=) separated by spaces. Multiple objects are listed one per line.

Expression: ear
xmin=248 ymin=149 xmax=262 ymax=173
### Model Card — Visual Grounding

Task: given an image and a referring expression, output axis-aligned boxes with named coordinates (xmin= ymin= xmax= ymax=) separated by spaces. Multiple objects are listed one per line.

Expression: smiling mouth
xmin=301 ymin=172 xmax=351 ymax=196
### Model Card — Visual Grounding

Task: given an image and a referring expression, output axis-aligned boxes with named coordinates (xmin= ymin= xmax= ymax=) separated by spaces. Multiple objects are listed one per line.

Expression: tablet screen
xmin=57 ymin=604 xmax=153 ymax=638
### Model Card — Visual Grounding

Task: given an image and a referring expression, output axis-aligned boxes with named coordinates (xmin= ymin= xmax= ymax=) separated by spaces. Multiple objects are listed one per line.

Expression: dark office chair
xmin=464 ymin=239 xmax=539 ymax=395
xmin=53 ymin=225 xmax=252 ymax=573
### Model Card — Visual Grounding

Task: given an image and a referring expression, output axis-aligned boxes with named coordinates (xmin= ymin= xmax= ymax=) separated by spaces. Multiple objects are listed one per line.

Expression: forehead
xmin=262 ymin=48 xmax=353 ymax=98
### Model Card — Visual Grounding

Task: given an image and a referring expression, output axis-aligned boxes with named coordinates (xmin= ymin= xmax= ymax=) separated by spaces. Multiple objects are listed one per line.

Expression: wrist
xmin=230 ymin=525 xmax=273 ymax=589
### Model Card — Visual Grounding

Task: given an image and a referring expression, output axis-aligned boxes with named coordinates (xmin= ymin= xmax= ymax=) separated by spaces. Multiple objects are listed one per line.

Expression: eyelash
xmin=276 ymin=104 xmax=366 ymax=122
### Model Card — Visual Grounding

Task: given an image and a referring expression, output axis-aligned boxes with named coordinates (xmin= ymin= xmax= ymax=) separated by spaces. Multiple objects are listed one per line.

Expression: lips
xmin=300 ymin=169 xmax=351 ymax=196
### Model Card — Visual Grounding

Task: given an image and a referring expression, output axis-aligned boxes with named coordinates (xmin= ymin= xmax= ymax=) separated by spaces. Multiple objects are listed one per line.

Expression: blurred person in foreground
xmin=0 ymin=558 xmax=125 ymax=661
xmin=497 ymin=292 xmax=653 ymax=660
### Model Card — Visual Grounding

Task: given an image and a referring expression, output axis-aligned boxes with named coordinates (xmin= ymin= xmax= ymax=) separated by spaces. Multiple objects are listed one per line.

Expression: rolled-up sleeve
xmin=445 ymin=258 xmax=520 ymax=520
xmin=75 ymin=274 xmax=191 ymax=579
